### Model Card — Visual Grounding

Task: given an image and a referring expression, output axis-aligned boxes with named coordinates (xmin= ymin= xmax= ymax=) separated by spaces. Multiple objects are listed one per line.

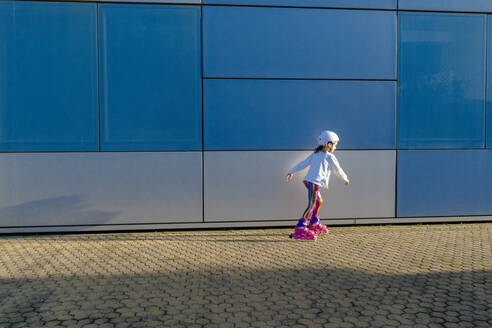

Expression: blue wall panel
xmin=99 ymin=4 xmax=201 ymax=151
xmin=93 ymin=0 xmax=201 ymax=2
xmin=0 ymin=1 xmax=98 ymax=152
xmin=203 ymin=6 xmax=396 ymax=79
xmin=399 ymin=0 xmax=492 ymax=13
xmin=397 ymin=150 xmax=492 ymax=217
xmin=398 ymin=13 xmax=486 ymax=149
xmin=203 ymin=0 xmax=396 ymax=10
xmin=204 ymin=80 xmax=395 ymax=150
xmin=487 ymin=16 xmax=492 ymax=148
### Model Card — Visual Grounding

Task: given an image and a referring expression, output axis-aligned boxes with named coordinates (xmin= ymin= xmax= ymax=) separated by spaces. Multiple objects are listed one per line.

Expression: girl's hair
xmin=314 ymin=142 xmax=333 ymax=153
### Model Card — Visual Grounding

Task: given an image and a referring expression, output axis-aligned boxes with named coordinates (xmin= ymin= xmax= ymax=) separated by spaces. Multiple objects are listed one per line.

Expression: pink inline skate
xmin=289 ymin=218 xmax=316 ymax=241
xmin=308 ymin=216 xmax=328 ymax=234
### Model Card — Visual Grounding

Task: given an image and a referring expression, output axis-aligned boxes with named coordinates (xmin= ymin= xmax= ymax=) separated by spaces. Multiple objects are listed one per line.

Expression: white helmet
xmin=317 ymin=130 xmax=339 ymax=146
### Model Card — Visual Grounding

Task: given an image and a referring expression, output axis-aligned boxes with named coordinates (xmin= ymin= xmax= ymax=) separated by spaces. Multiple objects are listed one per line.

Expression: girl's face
xmin=324 ymin=141 xmax=338 ymax=153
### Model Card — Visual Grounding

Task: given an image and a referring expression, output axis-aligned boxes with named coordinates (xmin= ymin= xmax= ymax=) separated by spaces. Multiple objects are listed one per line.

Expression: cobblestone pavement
xmin=0 ymin=223 xmax=491 ymax=328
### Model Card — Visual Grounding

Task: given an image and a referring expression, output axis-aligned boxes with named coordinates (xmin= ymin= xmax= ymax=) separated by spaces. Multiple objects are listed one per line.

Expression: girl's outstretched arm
xmin=287 ymin=153 xmax=313 ymax=175
xmin=327 ymin=154 xmax=349 ymax=185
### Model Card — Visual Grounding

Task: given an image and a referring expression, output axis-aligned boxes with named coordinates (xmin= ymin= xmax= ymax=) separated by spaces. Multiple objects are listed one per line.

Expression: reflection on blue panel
xmin=398 ymin=13 xmax=486 ymax=149
xmin=203 ymin=6 xmax=396 ymax=79
xmin=399 ymin=0 xmax=492 ymax=13
xmin=397 ymin=150 xmax=492 ymax=217
xmin=0 ymin=1 xmax=98 ymax=151
xmin=203 ymin=0 xmax=396 ymax=9
xmin=99 ymin=4 xmax=201 ymax=151
xmin=204 ymin=80 xmax=395 ymax=150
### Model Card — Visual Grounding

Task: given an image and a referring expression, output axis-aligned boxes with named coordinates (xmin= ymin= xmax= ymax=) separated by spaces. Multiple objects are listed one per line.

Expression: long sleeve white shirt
xmin=288 ymin=151 xmax=348 ymax=188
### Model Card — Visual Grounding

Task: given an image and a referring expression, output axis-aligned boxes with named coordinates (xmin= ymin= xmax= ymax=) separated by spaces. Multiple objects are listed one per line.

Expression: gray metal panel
xmin=0 ymin=152 xmax=202 ymax=227
xmin=204 ymin=150 xmax=395 ymax=221
xmin=355 ymin=217 xmax=492 ymax=225
xmin=2 ymin=216 xmax=491 ymax=234
xmin=0 ymin=219 xmax=355 ymax=234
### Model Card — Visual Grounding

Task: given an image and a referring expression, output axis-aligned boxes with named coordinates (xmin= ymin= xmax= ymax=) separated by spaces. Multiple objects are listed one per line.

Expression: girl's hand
xmin=344 ymin=179 xmax=350 ymax=186
xmin=285 ymin=173 xmax=293 ymax=181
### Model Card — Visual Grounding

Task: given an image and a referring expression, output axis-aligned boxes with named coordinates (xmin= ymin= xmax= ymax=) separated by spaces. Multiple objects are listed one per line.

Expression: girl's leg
xmin=301 ymin=182 xmax=319 ymax=220
xmin=312 ymin=193 xmax=323 ymax=219
xmin=309 ymin=193 xmax=328 ymax=234
xmin=290 ymin=181 xmax=317 ymax=240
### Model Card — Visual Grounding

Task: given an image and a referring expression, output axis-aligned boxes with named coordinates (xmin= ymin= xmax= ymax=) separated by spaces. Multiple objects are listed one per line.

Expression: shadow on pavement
xmin=1 ymin=267 xmax=490 ymax=327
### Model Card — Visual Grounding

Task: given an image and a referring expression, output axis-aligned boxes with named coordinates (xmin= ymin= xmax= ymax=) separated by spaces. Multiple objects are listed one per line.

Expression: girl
xmin=286 ymin=130 xmax=349 ymax=240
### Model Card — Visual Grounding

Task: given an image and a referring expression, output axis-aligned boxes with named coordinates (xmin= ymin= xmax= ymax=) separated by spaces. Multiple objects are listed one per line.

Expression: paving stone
xmin=11 ymin=323 xmax=29 ymax=328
